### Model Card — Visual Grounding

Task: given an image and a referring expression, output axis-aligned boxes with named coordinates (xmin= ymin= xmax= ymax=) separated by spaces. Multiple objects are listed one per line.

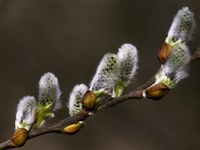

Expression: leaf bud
xmin=82 ymin=90 xmax=97 ymax=111
xmin=157 ymin=42 xmax=172 ymax=64
xmin=11 ymin=128 xmax=29 ymax=147
xmin=63 ymin=122 xmax=85 ymax=135
xmin=145 ymin=83 xmax=170 ymax=100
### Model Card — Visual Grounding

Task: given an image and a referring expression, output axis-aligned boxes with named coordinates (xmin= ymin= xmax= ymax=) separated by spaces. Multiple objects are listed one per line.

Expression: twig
xmin=0 ymin=48 xmax=199 ymax=150
xmin=190 ymin=47 xmax=200 ymax=62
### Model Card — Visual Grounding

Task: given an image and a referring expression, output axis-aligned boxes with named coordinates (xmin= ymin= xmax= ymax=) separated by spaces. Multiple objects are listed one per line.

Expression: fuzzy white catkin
xmin=68 ymin=84 xmax=88 ymax=116
xmin=117 ymin=43 xmax=138 ymax=85
xmin=90 ymin=53 xmax=119 ymax=94
xmin=39 ymin=72 xmax=62 ymax=111
xmin=157 ymin=43 xmax=190 ymax=88
xmin=15 ymin=96 xmax=37 ymax=131
xmin=166 ymin=7 xmax=195 ymax=43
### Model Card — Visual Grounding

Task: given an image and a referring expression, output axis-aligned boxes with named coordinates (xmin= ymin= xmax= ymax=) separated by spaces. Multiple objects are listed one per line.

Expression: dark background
xmin=0 ymin=0 xmax=200 ymax=150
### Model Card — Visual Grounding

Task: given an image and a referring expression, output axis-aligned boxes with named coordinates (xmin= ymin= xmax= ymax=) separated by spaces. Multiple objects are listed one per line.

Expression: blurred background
xmin=0 ymin=0 xmax=200 ymax=150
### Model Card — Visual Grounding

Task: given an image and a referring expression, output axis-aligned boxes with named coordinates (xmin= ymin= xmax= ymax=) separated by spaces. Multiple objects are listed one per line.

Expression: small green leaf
xmin=113 ymin=80 xmax=125 ymax=97
xmin=34 ymin=102 xmax=53 ymax=128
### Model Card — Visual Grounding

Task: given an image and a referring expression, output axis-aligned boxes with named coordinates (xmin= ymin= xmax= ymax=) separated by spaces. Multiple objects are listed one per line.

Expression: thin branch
xmin=0 ymin=48 xmax=199 ymax=150
xmin=0 ymin=141 xmax=14 ymax=150
xmin=29 ymin=111 xmax=89 ymax=139
xmin=190 ymin=47 xmax=200 ymax=62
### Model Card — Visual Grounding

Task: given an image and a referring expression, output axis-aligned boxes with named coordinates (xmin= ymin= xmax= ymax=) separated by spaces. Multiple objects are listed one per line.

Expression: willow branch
xmin=190 ymin=47 xmax=200 ymax=62
xmin=0 ymin=48 xmax=199 ymax=150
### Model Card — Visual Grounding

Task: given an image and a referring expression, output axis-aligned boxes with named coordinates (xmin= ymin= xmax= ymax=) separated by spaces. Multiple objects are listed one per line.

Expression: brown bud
xmin=145 ymin=83 xmax=170 ymax=100
xmin=11 ymin=128 xmax=29 ymax=147
xmin=157 ymin=42 xmax=172 ymax=64
xmin=63 ymin=122 xmax=84 ymax=135
xmin=82 ymin=90 xmax=97 ymax=111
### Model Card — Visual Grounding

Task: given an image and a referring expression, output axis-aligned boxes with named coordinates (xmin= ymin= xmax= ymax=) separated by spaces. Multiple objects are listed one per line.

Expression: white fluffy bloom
xmin=35 ymin=72 xmax=62 ymax=128
xmin=68 ymin=84 xmax=88 ymax=116
xmin=15 ymin=96 xmax=37 ymax=131
xmin=117 ymin=43 xmax=138 ymax=86
xmin=90 ymin=44 xmax=139 ymax=97
xmin=166 ymin=7 xmax=195 ymax=45
xmin=90 ymin=53 xmax=120 ymax=95
xmin=39 ymin=72 xmax=61 ymax=111
xmin=155 ymin=43 xmax=190 ymax=88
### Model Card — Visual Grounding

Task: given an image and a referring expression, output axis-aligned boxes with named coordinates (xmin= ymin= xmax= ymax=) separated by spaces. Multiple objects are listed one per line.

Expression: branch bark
xmin=0 ymin=48 xmax=199 ymax=150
